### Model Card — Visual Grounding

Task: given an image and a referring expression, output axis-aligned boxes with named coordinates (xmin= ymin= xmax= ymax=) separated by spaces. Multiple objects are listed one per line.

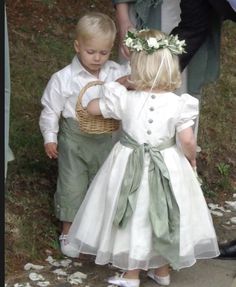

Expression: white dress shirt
xmin=39 ymin=56 xmax=130 ymax=144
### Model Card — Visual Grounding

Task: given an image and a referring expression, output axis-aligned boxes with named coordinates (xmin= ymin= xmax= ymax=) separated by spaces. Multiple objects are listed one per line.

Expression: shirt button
xmin=149 ymin=107 xmax=154 ymax=111
xmin=151 ymin=94 xmax=156 ymax=99
xmin=148 ymin=119 xmax=153 ymax=123
xmin=147 ymin=130 xmax=152 ymax=135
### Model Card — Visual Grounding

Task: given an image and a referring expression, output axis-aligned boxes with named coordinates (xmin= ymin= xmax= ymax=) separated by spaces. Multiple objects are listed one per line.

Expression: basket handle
xmin=78 ymin=80 xmax=104 ymax=110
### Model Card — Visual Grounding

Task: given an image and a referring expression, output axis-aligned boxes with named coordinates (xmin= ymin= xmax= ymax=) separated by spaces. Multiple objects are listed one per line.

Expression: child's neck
xmin=90 ymin=70 xmax=100 ymax=77
xmin=143 ymin=88 xmax=169 ymax=93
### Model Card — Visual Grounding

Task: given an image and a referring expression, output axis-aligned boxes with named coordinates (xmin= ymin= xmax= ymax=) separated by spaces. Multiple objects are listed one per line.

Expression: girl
xmin=64 ymin=29 xmax=219 ymax=287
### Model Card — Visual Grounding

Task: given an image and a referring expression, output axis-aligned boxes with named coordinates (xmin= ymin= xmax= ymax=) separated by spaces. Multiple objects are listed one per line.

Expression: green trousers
xmin=55 ymin=118 xmax=113 ymax=222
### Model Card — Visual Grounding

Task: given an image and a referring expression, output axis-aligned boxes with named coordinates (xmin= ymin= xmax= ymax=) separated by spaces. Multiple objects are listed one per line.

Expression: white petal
xmin=52 ymin=268 xmax=68 ymax=276
xmin=210 ymin=210 xmax=224 ymax=217
xmin=29 ymin=273 xmax=45 ymax=281
xmin=36 ymin=282 xmax=50 ymax=287
xmin=24 ymin=263 xmax=44 ymax=271
xmin=208 ymin=203 xmax=219 ymax=210
xmin=230 ymin=217 xmax=236 ymax=224
xmin=225 ymin=201 xmax=236 ymax=211
xmin=69 ymin=271 xmax=87 ymax=280
xmin=60 ymin=259 xmax=72 ymax=267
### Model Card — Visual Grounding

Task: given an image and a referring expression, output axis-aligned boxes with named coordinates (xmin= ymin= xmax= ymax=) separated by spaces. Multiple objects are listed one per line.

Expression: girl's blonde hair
xmin=75 ymin=12 xmax=117 ymax=43
xmin=129 ymin=30 xmax=182 ymax=91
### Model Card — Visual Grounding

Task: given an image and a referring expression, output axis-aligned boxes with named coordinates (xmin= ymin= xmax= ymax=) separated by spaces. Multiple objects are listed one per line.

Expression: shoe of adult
xmin=218 ymin=239 xmax=236 ymax=260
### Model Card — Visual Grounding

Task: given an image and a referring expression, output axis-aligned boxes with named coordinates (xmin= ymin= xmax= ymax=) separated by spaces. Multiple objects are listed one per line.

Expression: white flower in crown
xmin=147 ymin=37 xmax=160 ymax=49
xmin=163 ymin=39 xmax=169 ymax=46
xmin=124 ymin=29 xmax=186 ymax=55
xmin=133 ymin=41 xmax=143 ymax=51
xmin=177 ymin=40 xmax=186 ymax=51
xmin=125 ymin=37 xmax=134 ymax=47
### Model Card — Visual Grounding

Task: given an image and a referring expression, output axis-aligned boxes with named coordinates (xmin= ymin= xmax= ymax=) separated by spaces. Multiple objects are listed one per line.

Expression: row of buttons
xmin=147 ymin=95 xmax=156 ymax=135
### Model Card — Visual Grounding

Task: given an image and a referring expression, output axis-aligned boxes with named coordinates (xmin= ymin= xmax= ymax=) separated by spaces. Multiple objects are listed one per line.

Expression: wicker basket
xmin=76 ymin=80 xmax=120 ymax=134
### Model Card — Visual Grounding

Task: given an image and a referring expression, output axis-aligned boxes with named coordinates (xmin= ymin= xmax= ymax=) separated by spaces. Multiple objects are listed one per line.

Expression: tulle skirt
xmin=67 ymin=143 xmax=220 ymax=270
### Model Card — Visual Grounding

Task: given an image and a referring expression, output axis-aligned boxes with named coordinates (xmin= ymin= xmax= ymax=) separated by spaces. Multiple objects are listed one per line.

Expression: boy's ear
xmin=74 ymin=40 xmax=80 ymax=53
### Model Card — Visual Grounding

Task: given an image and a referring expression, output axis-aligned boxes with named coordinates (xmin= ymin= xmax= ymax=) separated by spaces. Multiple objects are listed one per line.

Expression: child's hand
xmin=44 ymin=142 xmax=58 ymax=159
xmin=192 ymin=164 xmax=203 ymax=186
xmin=116 ymin=75 xmax=135 ymax=90
xmin=189 ymin=159 xmax=196 ymax=168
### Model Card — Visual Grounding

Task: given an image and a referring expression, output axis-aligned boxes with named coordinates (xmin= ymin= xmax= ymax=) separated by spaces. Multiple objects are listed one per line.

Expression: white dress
xmin=67 ymin=82 xmax=220 ymax=270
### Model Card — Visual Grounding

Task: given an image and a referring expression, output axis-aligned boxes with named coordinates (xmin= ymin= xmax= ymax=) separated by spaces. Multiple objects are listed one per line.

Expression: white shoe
xmin=59 ymin=234 xmax=80 ymax=258
xmin=107 ymin=273 xmax=140 ymax=287
xmin=147 ymin=270 xmax=170 ymax=286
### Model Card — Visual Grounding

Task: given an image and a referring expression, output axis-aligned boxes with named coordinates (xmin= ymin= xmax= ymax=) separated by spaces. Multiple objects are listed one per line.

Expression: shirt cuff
xmin=176 ymin=120 xmax=194 ymax=133
xmin=44 ymin=133 xmax=58 ymax=144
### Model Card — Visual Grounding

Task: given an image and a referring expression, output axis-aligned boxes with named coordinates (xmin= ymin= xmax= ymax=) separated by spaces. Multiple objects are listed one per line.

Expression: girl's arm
xmin=116 ymin=75 xmax=134 ymax=90
xmin=177 ymin=127 xmax=196 ymax=167
xmin=87 ymin=99 xmax=101 ymax=116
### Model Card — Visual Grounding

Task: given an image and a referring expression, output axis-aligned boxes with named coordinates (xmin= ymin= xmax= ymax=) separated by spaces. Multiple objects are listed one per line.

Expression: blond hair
xmin=129 ymin=30 xmax=181 ymax=91
xmin=75 ymin=12 xmax=116 ymax=43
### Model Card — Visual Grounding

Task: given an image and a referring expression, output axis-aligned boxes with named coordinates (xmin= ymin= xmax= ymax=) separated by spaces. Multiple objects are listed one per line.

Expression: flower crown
xmin=124 ymin=29 xmax=186 ymax=55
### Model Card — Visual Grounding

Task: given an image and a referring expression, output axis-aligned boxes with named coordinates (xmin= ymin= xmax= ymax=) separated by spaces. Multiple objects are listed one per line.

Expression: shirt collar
xmin=71 ymin=55 xmax=110 ymax=80
xmin=71 ymin=55 xmax=89 ymax=76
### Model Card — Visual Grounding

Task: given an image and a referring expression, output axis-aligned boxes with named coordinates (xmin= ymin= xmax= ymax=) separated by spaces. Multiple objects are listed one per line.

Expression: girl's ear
xmin=74 ymin=40 xmax=80 ymax=53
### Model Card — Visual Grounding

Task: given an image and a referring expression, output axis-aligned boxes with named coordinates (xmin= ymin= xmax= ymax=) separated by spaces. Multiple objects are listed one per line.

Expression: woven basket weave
xmin=76 ymin=80 xmax=120 ymax=134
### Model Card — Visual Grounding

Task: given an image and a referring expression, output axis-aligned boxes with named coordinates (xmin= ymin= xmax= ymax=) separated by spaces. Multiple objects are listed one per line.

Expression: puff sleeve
xmin=99 ymin=82 xmax=127 ymax=120
xmin=176 ymin=93 xmax=199 ymax=133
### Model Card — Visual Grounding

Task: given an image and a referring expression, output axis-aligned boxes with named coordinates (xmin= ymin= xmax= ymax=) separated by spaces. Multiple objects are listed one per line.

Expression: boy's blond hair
xmin=129 ymin=30 xmax=182 ymax=91
xmin=75 ymin=12 xmax=117 ymax=43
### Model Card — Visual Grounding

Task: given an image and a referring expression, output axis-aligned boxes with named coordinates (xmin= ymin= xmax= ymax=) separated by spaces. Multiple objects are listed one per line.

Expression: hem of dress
xmin=65 ymin=247 xmax=220 ymax=271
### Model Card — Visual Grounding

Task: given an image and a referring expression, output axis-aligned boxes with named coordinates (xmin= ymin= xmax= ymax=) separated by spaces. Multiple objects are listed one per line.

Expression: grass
xmin=196 ymin=21 xmax=236 ymax=197
xmin=5 ymin=32 xmax=72 ymax=274
xmin=5 ymin=4 xmax=236 ymax=276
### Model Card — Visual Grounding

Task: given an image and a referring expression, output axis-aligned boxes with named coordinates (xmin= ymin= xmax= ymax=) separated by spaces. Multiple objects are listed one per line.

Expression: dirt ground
xmin=5 ymin=0 xmax=236 ymax=286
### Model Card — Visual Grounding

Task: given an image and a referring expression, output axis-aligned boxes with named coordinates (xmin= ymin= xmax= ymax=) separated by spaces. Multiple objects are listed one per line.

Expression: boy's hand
xmin=116 ymin=75 xmax=135 ymax=90
xmin=44 ymin=142 xmax=58 ymax=159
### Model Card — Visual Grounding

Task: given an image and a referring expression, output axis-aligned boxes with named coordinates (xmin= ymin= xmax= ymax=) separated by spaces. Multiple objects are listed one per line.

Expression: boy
xmin=39 ymin=12 xmax=130 ymax=255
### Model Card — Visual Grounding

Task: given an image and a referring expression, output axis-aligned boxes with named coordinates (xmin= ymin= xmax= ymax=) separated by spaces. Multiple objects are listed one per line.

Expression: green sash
xmin=114 ymin=131 xmax=180 ymax=268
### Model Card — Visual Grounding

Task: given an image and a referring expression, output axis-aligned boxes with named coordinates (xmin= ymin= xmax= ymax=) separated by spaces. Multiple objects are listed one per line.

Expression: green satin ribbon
xmin=114 ymin=131 xmax=180 ymax=269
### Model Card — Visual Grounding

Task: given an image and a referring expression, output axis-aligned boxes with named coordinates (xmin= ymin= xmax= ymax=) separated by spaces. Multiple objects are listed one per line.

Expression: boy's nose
xmin=94 ymin=53 xmax=101 ymax=62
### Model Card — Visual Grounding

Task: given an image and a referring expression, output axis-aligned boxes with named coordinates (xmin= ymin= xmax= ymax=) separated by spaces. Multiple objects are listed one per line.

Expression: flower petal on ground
xmin=24 ymin=263 xmax=44 ymax=271
xmin=52 ymin=268 xmax=68 ymax=276
xmin=36 ymin=281 xmax=50 ymax=287
xmin=29 ymin=273 xmax=45 ymax=281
